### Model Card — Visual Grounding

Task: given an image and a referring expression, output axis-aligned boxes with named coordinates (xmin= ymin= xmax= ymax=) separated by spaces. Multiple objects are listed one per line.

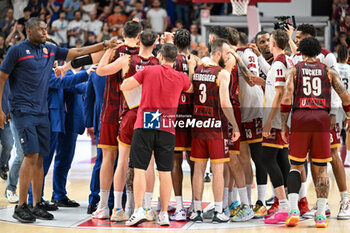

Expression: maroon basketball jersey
xmin=229 ymin=64 xmax=240 ymax=105
xmin=192 ymin=64 xmax=228 ymax=140
xmin=120 ymin=54 xmax=159 ymax=116
xmin=100 ymin=45 xmax=139 ymax=123
xmin=174 ymin=54 xmax=193 ymax=120
xmin=293 ymin=61 xmax=331 ymax=111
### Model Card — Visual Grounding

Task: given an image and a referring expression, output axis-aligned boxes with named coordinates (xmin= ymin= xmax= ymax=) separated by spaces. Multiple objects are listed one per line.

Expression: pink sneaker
xmin=264 ymin=211 xmax=288 ymax=224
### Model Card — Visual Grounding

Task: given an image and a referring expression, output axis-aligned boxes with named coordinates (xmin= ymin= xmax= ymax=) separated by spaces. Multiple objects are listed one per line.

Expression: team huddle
xmin=1 ymin=17 xmax=350 ymax=228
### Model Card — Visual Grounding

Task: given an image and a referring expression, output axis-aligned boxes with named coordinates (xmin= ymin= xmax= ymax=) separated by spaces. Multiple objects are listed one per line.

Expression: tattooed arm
xmin=229 ymin=50 xmax=255 ymax=87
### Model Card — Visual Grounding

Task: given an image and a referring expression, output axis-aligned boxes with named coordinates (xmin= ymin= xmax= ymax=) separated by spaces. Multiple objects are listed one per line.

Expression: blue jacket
xmin=63 ymin=70 xmax=88 ymax=134
xmin=48 ymin=69 xmax=88 ymax=133
xmin=84 ymin=71 xmax=106 ymax=135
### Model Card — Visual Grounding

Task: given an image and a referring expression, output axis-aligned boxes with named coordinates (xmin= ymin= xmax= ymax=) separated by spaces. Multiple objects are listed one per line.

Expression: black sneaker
xmin=189 ymin=210 xmax=203 ymax=223
xmin=0 ymin=167 xmax=7 ymax=180
xmin=29 ymin=201 xmax=58 ymax=211
xmin=212 ymin=211 xmax=230 ymax=223
xmin=13 ymin=203 xmax=36 ymax=223
xmin=87 ymin=204 xmax=97 ymax=214
xmin=31 ymin=203 xmax=54 ymax=220
xmin=53 ymin=198 xmax=80 ymax=207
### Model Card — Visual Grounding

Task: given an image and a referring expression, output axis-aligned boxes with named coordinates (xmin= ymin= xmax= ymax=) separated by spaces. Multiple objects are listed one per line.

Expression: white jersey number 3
xmin=303 ymin=77 xmax=321 ymax=96
xmin=199 ymin=83 xmax=207 ymax=103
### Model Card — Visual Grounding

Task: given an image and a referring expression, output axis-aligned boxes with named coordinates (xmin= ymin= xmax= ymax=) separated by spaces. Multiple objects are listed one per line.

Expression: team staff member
xmin=121 ymin=43 xmax=194 ymax=227
xmin=0 ymin=17 xmax=117 ymax=223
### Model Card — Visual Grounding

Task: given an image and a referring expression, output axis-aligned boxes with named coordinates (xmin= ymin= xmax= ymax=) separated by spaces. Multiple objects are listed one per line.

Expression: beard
xmin=218 ymin=55 xmax=225 ymax=68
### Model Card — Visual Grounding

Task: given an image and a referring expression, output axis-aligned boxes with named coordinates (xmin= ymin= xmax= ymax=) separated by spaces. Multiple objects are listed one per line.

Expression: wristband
xmin=71 ymin=54 xmax=93 ymax=68
xmin=280 ymin=104 xmax=292 ymax=113
xmin=102 ymin=40 xmax=107 ymax=49
xmin=343 ymin=104 xmax=350 ymax=113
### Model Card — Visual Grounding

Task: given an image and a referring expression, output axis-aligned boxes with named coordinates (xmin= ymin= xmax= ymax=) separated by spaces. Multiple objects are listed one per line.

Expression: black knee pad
xmin=287 ymin=170 xmax=301 ymax=194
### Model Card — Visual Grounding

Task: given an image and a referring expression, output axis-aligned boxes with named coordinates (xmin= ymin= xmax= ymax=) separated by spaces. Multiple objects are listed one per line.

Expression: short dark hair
xmin=298 ymin=37 xmax=321 ymax=57
xmin=254 ymin=31 xmax=269 ymax=43
xmin=124 ymin=20 xmax=142 ymax=38
xmin=210 ymin=38 xmax=228 ymax=56
xmin=337 ymin=45 xmax=349 ymax=63
xmin=140 ymin=29 xmax=157 ymax=47
xmin=25 ymin=17 xmax=44 ymax=30
xmin=297 ymin=24 xmax=317 ymax=37
xmin=226 ymin=27 xmax=239 ymax=46
xmin=23 ymin=7 xmax=31 ymax=12
xmin=174 ymin=29 xmax=191 ymax=50
xmin=159 ymin=43 xmax=178 ymax=62
xmin=271 ymin=29 xmax=289 ymax=50
xmin=208 ymin=26 xmax=229 ymax=40
xmin=239 ymin=32 xmax=248 ymax=46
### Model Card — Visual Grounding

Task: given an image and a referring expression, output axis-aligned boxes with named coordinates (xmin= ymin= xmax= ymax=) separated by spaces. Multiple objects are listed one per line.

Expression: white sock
xmin=114 ymin=191 xmax=123 ymax=209
xmin=228 ymin=191 xmax=234 ymax=205
xmin=194 ymin=200 xmax=202 ymax=212
xmin=175 ymin=196 xmax=184 ymax=211
xmin=340 ymin=191 xmax=349 ymax=203
xmin=144 ymin=192 xmax=153 ymax=209
xmin=126 ymin=191 xmax=134 ymax=209
xmin=215 ymin=201 xmax=223 ymax=212
xmin=238 ymin=187 xmax=249 ymax=205
xmin=345 ymin=150 xmax=350 ymax=166
xmin=223 ymin=187 xmax=229 ymax=209
xmin=98 ymin=190 xmax=110 ymax=209
xmin=316 ymin=198 xmax=327 ymax=216
xmin=257 ymin=184 xmax=267 ymax=205
xmin=232 ymin=187 xmax=238 ymax=203
xmin=279 ymin=199 xmax=290 ymax=211
xmin=288 ymin=193 xmax=299 ymax=210
xmin=246 ymin=184 xmax=252 ymax=205
xmin=299 ymin=182 xmax=307 ymax=200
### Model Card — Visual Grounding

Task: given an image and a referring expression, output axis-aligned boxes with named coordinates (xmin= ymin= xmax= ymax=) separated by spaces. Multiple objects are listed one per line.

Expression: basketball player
xmin=261 ymin=29 xmax=293 ymax=224
xmin=281 ymin=37 xmax=350 ymax=228
xmin=96 ymin=30 xmax=159 ymax=221
xmin=189 ymin=38 xmax=240 ymax=224
xmin=287 ymin=23 xmax=349 ymax=219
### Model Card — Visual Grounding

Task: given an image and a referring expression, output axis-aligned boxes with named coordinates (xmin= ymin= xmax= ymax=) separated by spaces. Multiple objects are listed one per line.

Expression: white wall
xmin=257 ymin=0 xmax=312 ymax=17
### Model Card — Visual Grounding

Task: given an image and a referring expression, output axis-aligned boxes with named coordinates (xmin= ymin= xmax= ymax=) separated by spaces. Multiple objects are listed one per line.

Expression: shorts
xmin=228 ymin=104 xmax=241 ymax=154
xmin=118 ymin=109 xmax=138 ymax=147
xmin=190 ymin=138 xmax=230 ymax=163
xmin=10 ymin=111 xmax=50 ymax=156
xmin=262 ymin=128 xmax=288 ymax=149
xmin=98 ymin=121 xmax=119 ymax=149
xmin=240 ymin=118 xmax=263 ymax=144
xmin=175 ymin=129 xmax=191 ymax=151
xmin=330 ymin=123 xmax=341 ymax=149
xmin=129 ymin=128 xmax=175 ymax=171
xmin=289 ymin=109 xmax=332 ymax=163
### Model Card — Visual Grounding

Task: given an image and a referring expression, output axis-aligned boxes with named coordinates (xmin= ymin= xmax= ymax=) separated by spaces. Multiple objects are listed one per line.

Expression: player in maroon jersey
xmin=189 ymin=38 xmax=240 ymax=224
xmin=169 ymin=28 xmax=197 ymax=221
xmin=94 ymin=30 xmax=159 ymax=221
xmin=280 ymin=37 xmax=350 ymax=228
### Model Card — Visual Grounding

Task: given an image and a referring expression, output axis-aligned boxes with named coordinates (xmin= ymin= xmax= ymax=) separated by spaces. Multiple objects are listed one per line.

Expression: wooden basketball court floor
xmin=1 ymin=136 xmax=350 ymax=233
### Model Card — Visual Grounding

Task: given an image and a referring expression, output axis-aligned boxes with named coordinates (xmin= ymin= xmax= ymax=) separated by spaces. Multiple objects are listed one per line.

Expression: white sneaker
xmin=187 ymin=202 xmax=194 ymax=217
xmin=170 ymin=209 xmax=187 ymax=221
xmin=110 ymin=208 xmax=129 ymax=222
xmin=5 ymin=189 xmax=19 ymax=204
xmin=212 ymin=211 xmax=230 ymax=223
xmin=158 ymin=211 xmax=170 ymax=226
xmin=303 ymin=203 xmax=331 ymax=219
xmin=92 ymin=207 xmax=109 ymax=219
xmin=337 ymin=201 xmax=350 ymax=220
xmin=126 ymin=208 xmax=147 ymax=226
xmin=144 ymin=208 xmax=156 ymax=221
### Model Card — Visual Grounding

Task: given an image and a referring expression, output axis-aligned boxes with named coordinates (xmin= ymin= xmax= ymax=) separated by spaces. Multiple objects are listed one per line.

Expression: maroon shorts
xmin=190 ymin=138 xmax=230 ymax=163
xmin=98 ymin=121 xmax=119 ymax=149
xmin=175 ymin=129 xmax=191 ymax=151
xmin=262 ymin=128 xmax=288 ymax=149
xmin=330 ymin=123 xmax=341 ymax=149
xmin=118 ymin=109 xmax=138 ymax=147
xmin=241 ymin=118 xmax=263 ymax=144
xmin=228 ymin=104 xmax=241 ymax=154
xmin=289 ymin=109 xmax=332 ymax=163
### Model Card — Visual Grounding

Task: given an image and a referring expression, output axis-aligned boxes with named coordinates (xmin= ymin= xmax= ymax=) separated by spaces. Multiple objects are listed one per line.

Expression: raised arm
xmin=96 ymin=49 xmax=129 ymax=76
xmin=229 ymin=49 xmax=255 ymax=87
xmin=218 ymin=69 xmax=240 ymax=142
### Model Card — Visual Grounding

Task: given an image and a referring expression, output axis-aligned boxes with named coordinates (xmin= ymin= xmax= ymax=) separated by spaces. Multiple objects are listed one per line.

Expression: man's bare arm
xmin=96 ymin=50 xmax=129 ymax=76
xmin=120 ymin=77 xmax=140 ymax=91
xmin=280 ymin=68 xmax=296 ymax=125
xmin=330 ymin=69 xmax=350 ymax=107
xmin=229 ymin=50 xmax=255 ymax=87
